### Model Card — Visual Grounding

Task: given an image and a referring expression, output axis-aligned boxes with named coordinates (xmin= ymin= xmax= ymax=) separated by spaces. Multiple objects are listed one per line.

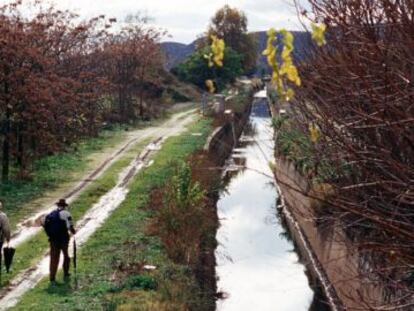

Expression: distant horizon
xmin=160 ymin=28 xmax=308 ymax=45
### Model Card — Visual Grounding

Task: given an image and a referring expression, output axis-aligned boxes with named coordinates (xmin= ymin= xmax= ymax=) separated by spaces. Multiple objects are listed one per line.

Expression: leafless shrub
xmin=291 ymin=0 xmax=414 ymax=309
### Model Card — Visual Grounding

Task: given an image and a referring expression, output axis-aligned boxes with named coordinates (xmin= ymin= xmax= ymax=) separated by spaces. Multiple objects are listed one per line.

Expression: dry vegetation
xmin=282 ymin=0 xmax=414 ymax=309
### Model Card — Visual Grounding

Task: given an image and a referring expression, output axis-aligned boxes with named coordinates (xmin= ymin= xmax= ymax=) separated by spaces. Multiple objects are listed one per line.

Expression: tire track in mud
xmin=0 ymin=112 xmax=196 ymax=310
xmin=10 ymin=110 xmax=196 ymax=248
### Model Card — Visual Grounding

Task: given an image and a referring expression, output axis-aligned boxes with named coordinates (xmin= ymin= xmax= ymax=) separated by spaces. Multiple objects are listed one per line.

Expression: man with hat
xmin=0 ymin=201 xmax=11 ymax=255
xmin=42 ymin=198 xmax=76 ymax=283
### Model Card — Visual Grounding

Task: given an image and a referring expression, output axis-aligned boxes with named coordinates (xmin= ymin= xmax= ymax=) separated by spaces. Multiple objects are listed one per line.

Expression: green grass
xmin=0 ymin=105 xmax=194 ymax=229
xmin=0 ymin=139 xmax=152 ymax=287
xmin=11 ymin=118 xmax=213 ymax=311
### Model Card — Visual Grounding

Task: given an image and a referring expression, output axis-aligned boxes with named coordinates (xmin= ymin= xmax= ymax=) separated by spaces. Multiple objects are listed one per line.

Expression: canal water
xmin=215 ymin=93 xmax=315 ymax=311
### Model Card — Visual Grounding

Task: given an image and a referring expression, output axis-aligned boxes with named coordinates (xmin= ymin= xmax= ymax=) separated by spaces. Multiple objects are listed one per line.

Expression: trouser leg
xmin=62 ymin=242 xmax=70 ymax=277
xmin=49 ymin=242 xmax=60 ymax=282
xmin=0 ymin=241 xmax=2 ymax=277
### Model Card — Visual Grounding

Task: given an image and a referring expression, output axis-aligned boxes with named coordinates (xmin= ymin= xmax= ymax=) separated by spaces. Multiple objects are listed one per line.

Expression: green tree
xmin=207 ymin=5 xmax=257 ymax=74
xmin=173 ymin=46 xmax=243 ymax=91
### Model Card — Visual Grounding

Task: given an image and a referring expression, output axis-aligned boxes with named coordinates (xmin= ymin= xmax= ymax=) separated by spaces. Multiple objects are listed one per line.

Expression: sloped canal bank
xmin=214 ymin=94 xmax=324 ymax=311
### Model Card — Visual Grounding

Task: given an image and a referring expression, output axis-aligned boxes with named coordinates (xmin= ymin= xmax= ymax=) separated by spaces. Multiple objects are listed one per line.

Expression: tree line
xmin=0 ymin=1 xmax=165 ymax=182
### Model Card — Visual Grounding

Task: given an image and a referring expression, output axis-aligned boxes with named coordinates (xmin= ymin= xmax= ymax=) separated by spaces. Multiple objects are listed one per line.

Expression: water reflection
xmin=215 ymin=98 xmax=315 ymax=311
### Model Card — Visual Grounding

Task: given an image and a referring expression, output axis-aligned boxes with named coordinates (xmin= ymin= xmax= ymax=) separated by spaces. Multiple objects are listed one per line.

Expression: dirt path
xmin=0 ymin=111 xmax=197 ymax=310
xmin=9 ymin=109 xmax=196 ymax=248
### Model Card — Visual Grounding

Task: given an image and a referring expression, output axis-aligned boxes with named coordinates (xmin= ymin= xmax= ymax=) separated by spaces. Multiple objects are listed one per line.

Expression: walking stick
xmin=73 ymin=237 xmax=77 ymax=287
xmin=0 ymin=243 xmax=2 ymax=283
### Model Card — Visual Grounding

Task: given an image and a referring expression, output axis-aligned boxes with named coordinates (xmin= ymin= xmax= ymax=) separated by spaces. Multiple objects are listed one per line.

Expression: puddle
xmin=215 ymin=95 xmax=315 ymax=311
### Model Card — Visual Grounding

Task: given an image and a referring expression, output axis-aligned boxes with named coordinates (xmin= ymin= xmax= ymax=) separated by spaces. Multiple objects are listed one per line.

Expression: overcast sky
xmin=1 ymin=0 xmax=308 ymax=43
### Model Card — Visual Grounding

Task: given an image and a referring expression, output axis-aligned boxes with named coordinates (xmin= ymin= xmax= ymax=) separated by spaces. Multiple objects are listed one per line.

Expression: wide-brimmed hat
xmin=56 ymin=199 xmax=68 ymax=207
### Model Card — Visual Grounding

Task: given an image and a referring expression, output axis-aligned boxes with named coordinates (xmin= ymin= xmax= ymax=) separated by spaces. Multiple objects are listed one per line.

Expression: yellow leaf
xmin=264 ymin=28 xmax=302 ymax=101
xmin=311 ymin=23 xmax=326 ymax=46
xmin=309 ymin=123 xmax=320 ymax=143
xmin=209 ymin=35 xmax=225 ymax=67
xmin=205 ymin=79 xmax=215 ymax=93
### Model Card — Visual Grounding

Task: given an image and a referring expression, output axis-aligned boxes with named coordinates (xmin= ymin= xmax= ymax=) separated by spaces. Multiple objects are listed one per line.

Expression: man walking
xmin=0 ymin=201 xmax=11 ymax=253
xmin=42 ymin=199 xmax=76 ymax=283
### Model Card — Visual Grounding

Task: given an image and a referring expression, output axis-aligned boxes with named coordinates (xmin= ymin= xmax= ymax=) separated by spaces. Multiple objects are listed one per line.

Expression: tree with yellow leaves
xmin=173 ymin=41 xmax=242 ymax=92
xmin=263 ymin=24 xmax=326 ymax=102
xmin=204 ymin=35 xmax=225 ymax=68
xmin=203 ymin=35 xmax=226 ymax=93
xmin=207 ymin=5 xmax=257 ymax=73
xmin=263 ymin=29 xmax=302 ymax=101
xmin=263 ymin=25 xmax=326 ymax=144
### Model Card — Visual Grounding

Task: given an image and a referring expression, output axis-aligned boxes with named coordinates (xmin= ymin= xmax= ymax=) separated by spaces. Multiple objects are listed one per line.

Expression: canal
xmin=215 ymin=92 xmax=316 ymax=311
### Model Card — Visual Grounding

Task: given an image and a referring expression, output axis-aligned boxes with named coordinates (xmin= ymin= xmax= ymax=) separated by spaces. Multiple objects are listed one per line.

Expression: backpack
xmin=43 ymin=209 xmax=68 ymax=242
xmin=0 ymin=212 xmax=5 ymax=243
xmin=0 ymin=216 xmax=3 ymax=243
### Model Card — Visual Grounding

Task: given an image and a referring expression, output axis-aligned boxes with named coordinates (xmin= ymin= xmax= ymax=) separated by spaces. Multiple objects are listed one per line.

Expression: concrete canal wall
xmin=204 ymin=93 xmax=253 ymax=165
xmin=269 ymin=94 xmax=387 ymax=310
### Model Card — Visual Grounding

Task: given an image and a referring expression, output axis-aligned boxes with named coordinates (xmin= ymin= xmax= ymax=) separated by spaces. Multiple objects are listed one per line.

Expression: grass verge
xmin=1 ymin=124 xmax=138 ymax=228
xmin=1 ymin=106 xmax=194 ymax=229
xmin=11 ymin=117 xmax=213 ymax=311
xmin=0 ymin=139 xmax=152 ymax=288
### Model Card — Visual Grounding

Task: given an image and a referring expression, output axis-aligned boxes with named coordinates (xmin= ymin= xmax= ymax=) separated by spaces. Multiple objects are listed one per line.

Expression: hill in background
xmin=161 ymin=41 xmax=198 ymax=70
xmin=161 ymin=31 xmax=313 ymax=74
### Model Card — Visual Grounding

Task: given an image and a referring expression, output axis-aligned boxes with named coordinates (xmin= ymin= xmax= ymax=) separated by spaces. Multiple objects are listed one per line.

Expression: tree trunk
xmin=30 ymin=133 xmax=37 ymax=161
xmin=139 ymin=92 xmax=144 ymax=118
xmin=17 ymin=126 xmax=24 ymax=170
xmin=118 ymin=87 xmax=125 ymax=123
xmin=2 ymin=80 xmax=11 ymax=183
xmin=2 ymin=108 xmax=10 ymax=183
